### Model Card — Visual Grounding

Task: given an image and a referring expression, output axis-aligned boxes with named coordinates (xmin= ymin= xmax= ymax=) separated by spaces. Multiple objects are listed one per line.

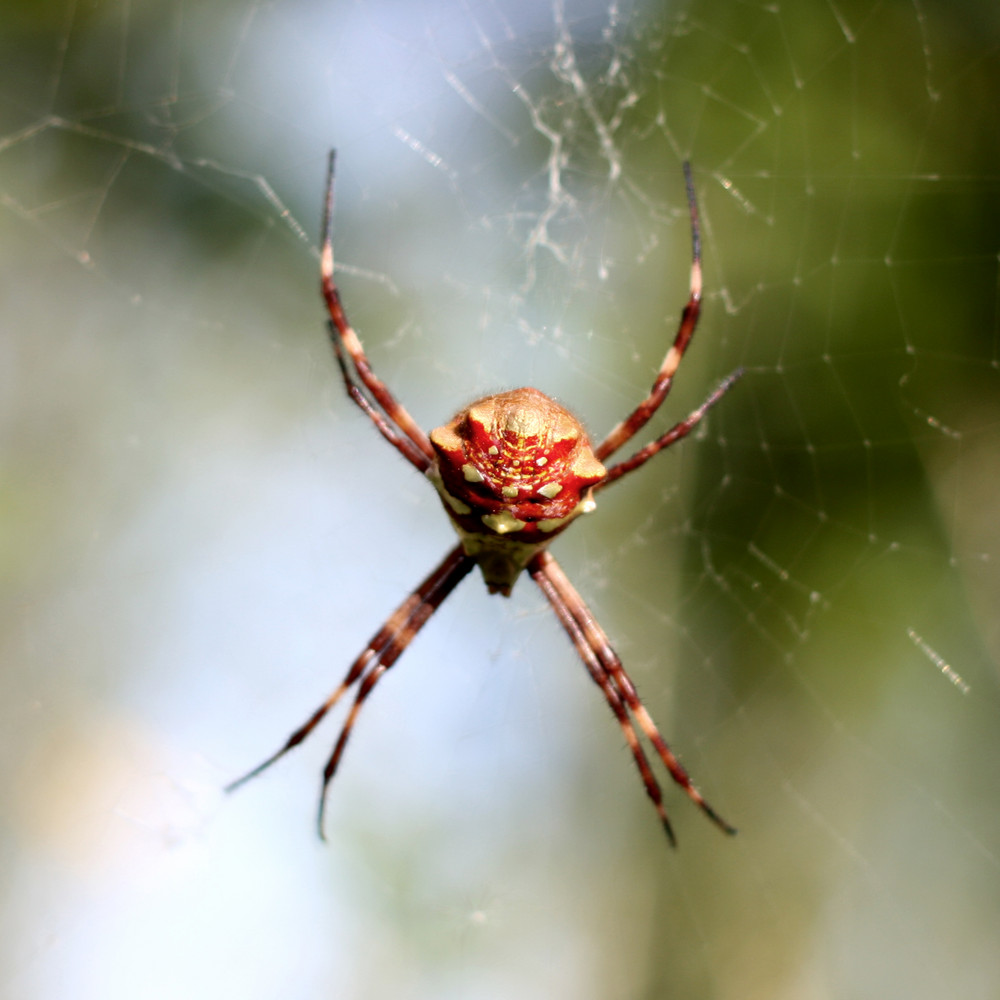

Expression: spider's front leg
xmin=529 ymin=550 xmax=736 ymax=844
xmin=529 ymin=553 xmax=681 ymax=844
xmin=227 ymin=543 xmax=475 ymax=838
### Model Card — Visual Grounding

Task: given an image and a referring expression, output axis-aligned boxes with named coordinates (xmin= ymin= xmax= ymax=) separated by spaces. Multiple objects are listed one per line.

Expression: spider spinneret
xmin=226 ymin=150 xmax=742 ymax=847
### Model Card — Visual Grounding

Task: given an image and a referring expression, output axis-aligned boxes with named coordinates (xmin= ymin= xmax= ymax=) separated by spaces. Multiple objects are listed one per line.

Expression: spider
xmin=227 ymin=151 xmax=742 ymax=846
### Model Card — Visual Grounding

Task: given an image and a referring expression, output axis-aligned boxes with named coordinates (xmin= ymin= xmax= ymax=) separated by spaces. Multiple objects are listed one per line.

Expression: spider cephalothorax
xmin=428 ymin=387 xmax=606 ymax=595
xmin=228 ymin=151 xmax=742 ymax=846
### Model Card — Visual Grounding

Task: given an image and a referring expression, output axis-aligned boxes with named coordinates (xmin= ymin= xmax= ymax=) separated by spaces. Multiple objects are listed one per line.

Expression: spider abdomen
xmin=427 ymin=387 xmax=605 ymax=594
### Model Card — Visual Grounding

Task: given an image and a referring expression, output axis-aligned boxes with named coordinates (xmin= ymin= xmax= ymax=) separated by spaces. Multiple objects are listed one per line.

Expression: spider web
xmin=2 ymin=0 xmax=999 ymax=998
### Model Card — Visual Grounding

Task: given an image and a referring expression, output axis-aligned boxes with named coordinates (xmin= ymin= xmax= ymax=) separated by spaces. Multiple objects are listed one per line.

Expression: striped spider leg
xmin=227 ymin=152 xmax=742 ymax=844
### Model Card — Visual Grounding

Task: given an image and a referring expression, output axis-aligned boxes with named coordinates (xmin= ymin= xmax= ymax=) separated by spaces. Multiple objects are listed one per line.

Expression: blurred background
xmin=2 ymin=0 xmax=999 ymax=997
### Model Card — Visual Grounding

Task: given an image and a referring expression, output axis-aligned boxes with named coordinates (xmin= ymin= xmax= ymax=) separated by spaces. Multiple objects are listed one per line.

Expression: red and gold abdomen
xmin=427 ymin=387 xmax=606 ymax=594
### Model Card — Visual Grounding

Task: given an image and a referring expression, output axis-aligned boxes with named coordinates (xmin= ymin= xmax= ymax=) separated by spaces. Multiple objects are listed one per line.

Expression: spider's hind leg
xmin=319 ymin=149 xmax=434 ymax=471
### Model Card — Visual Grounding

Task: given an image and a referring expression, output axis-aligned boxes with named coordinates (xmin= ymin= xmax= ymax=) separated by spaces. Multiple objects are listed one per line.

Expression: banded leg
xmin=597 ymin=368 xmax=743 ymax=490
xmin=314 ymin=546 xmax=474 ymax=837
xmin=320 ymin=149 xmax=435 ymax=471
xmin=226 ymin=544 xmax=475 ymax=835
xmin=529 ymin=550 xmax=736 ymax=841
xmin=595 ymin=162 xmax=705 ymax=463
xmin=327 ymin=330 xmax=431 ymax=470
xmin=529 ymin=552 xmax=679 ymax=844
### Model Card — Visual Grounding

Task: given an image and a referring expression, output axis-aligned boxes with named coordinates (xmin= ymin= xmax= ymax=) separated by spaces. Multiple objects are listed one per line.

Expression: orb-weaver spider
xmin=227 ymin=152 xmax=742 ymax=846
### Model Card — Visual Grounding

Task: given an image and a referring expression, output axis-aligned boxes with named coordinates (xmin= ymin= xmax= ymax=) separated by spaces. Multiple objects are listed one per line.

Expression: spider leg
xmin=595 ymin=162 xmax=705 ymax=463
xmin=225 ymin=582 xmax=430 ymax=793
xmin=226 ymin=544 xmax=474 ymax=800
xmin=327 ymin=330 xmax=431 ymax=469
xmin=529 ymin=550 xmax=736 ymax=840
xmin=529 ymin=552 xmax=678 ymax=845
xmin=321 ymin=149 xmax=435 ymax=471
xmin=597 ymin=367 xmax=743 ymax=490
xmin=315 ymin=543 xmax=475 ymax=838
